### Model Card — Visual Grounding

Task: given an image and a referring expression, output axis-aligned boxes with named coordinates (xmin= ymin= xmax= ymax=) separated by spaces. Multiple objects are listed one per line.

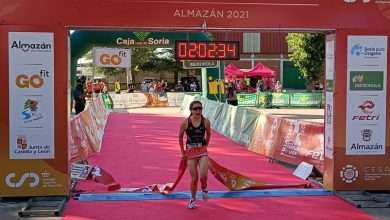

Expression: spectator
xmin=101 ymin=81 xmax=108 ymax=93
xmin=190 ymin=81 xmax=197 ymax=92
xmin=148 ymin=81 xmax=156 ymax=94
xmin=140 ymin=80 xmax=147 ymax=93
xmin=256 ymin=79 xmax=265 ymax=92
xmin=225 ymin=82 xmax=238 ymax=106
xmin=314 ymin=81 xmax=320 ymax=92
xmin=127 ymin=80 xmax=135 ymax=93
xmin=86 ymin=78 xmax=92 ymax=94
xmin=175 ymin=80 xmax=185 ymax=92
xmin=115 ymin=79 xmax=121 ymax=94
xmin=73 ymin=79 xmax=90 ymax=115
xmin=161 ymin=79 xmax=169 ymax=92
xmin=266 ymin=80 xmax=272 ymax=91
xmin=274 ymin=81 xmax=282 ymax=93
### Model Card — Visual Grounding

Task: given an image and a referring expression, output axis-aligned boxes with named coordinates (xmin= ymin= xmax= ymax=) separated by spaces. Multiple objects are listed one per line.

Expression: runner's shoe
xmin=202 ymin=187 xmax=209 ymax=202
xmin=188 ymin=198 xmax=195 ymax=209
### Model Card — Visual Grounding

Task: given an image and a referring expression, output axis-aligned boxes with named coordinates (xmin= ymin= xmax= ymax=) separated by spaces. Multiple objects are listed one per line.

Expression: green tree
xmin=138 ymin=48 xmax=184 ymax=82
xmin=286 ymin=33 xmax=325 ymax=91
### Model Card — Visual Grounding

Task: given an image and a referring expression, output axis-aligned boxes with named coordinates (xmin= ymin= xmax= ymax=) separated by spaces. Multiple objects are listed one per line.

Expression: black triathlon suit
xmin=185 ymin=116 xmax=208 ymax=158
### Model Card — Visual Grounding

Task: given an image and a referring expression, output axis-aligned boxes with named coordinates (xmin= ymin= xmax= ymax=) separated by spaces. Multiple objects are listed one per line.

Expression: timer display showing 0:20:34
xmin=175 ymin=41 xmax=240 ymax=60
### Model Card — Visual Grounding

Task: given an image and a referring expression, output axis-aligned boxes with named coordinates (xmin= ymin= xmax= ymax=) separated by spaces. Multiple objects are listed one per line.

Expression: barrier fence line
xmin=69 ymin=94 xmax=110 ymax=164
xmin=69 ymin=94 xmax=324 ymax=194
xmin=237 ymin=92 xmax=324 ymax=108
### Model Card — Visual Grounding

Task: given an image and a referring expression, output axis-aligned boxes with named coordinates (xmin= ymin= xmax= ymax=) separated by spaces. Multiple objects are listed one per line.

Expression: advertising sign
xmin=9 ymin=32 xmax=54 ymax=159
xmin=325 ymin=40 xmax=335 ymax=159
xmin=346 ymin=36 xmax=387 ymax=155
xmin=93 ymin=48 xmax=131 ymax=68
xmin=273 ymin=119 xmax=325 ymax=173
xmin=183 ymin=60 xmax=219 ymax=69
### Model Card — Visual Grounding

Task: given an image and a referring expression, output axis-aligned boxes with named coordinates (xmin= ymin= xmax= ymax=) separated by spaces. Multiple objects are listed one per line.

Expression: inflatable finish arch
xmin=0 ymin=0 xmax=390 ymax=196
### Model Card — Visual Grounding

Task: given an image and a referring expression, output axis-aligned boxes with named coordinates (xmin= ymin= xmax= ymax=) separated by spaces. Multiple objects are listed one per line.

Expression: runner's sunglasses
xmin=192 ymin=107 xmax=203 ymax=111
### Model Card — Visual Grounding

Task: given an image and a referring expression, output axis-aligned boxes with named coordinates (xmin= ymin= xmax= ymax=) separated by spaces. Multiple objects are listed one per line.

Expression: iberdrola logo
xmin=352 ymin=74 xmax=364 ymax=83
xmin=133 ymin=32 xmax=150 ymax=41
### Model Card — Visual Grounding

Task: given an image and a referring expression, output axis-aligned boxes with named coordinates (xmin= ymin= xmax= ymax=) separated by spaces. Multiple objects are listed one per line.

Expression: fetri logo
xmin=5 ymin=172 xmax=39 ymax=188
xmin=358 ymin=100 xmax=374 ymax=114
xmin=352 ymin=100 xmax=379 ymax=120
xmin=351 ymin=44 xmax=363 ymax=56
xmin=340 ymin=165 xmax=358 ymax=184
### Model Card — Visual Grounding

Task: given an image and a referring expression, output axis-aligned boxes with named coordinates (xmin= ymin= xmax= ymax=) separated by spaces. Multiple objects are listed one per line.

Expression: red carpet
xmin=63 ymin=112 xmax=373 ymax=220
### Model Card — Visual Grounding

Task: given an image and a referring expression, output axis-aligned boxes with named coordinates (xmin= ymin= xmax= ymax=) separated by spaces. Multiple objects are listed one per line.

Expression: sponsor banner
xmin=237 ymin=93 xmax=257 ymax=106
xmin=346 ymin=98 xmax=386 ymax=155
xmin=273 ymin=119 xmax=325 ymax=173
xmin=69 ymin=95 xmax=110 ymax=163
xmin=115 ymin=157 xmax=310 ymax=194
xmin=9 ymin=32 xmax=54 ymax=159
xmin=271 ymin=93 xmax=290 ymax=107
xmin=202 ymin=99 xmax=224 ymax=125
xmin=236 ymin=92 xmax=322 ymax=108
xmin=111 ymin=92 xmax=185 ymax=108
xmin=69 ymin=116 xmax=97 ymax=163
xmin=350 ymin=71 xmax=384 ymax=91
xmin=213 ymin=104 xmax=234 ymax=134
xmin=338 ymin=163 xmax=390 ymax=186
xmin=182 ymin=95 xmax=195 ymax=116
xmin=167 ymin=92 xmax=185 ymax=107
xmin=183 ymin=60 xmax=219 ymax=69
xmin=325 ymin=40 xmax=335 ymax=159
xmin=180 ymin=94 xmax=191 ymax=112
xmin=249 ymin=114 xmax=281 ymax=158
xmin=93 ymin=48 xmax=131 ymax=68
xmin=346 ymin=36 xmax=387 ymax=155
xmin=290 ymin=93 xmax=322 ymax=107
xmin=227 ymin=108 xmax=259 ymax=147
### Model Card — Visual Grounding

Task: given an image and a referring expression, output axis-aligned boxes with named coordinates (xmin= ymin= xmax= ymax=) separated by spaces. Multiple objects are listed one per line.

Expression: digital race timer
xmin=175 ymin=41 xmax=240 ymax=60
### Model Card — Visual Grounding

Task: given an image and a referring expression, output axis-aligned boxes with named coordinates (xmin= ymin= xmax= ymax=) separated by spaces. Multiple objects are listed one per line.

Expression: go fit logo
xmin=99 ymin=51 xmax=128 ymax=66
xmin=15 ymin=70 xmax=50 ymax=88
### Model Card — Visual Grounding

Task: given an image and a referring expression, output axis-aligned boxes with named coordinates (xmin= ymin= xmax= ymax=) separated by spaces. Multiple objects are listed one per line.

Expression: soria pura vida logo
xmin=340 ymin=165 xmax=358 ymax=184
xmin=351 ymin=43 xmax=386 ymax=57
xmin=22 ymin=99 xmax=43 ymax=123
xmin=5 ymin=172 xmax=39 ymax=188
xmin=10 ymin=40 xmax=52 ymax=52
xmin=15 ymin=70 xmax=49 ymax=88
xmin=352 ymin=100 xmax=380 ymax=120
